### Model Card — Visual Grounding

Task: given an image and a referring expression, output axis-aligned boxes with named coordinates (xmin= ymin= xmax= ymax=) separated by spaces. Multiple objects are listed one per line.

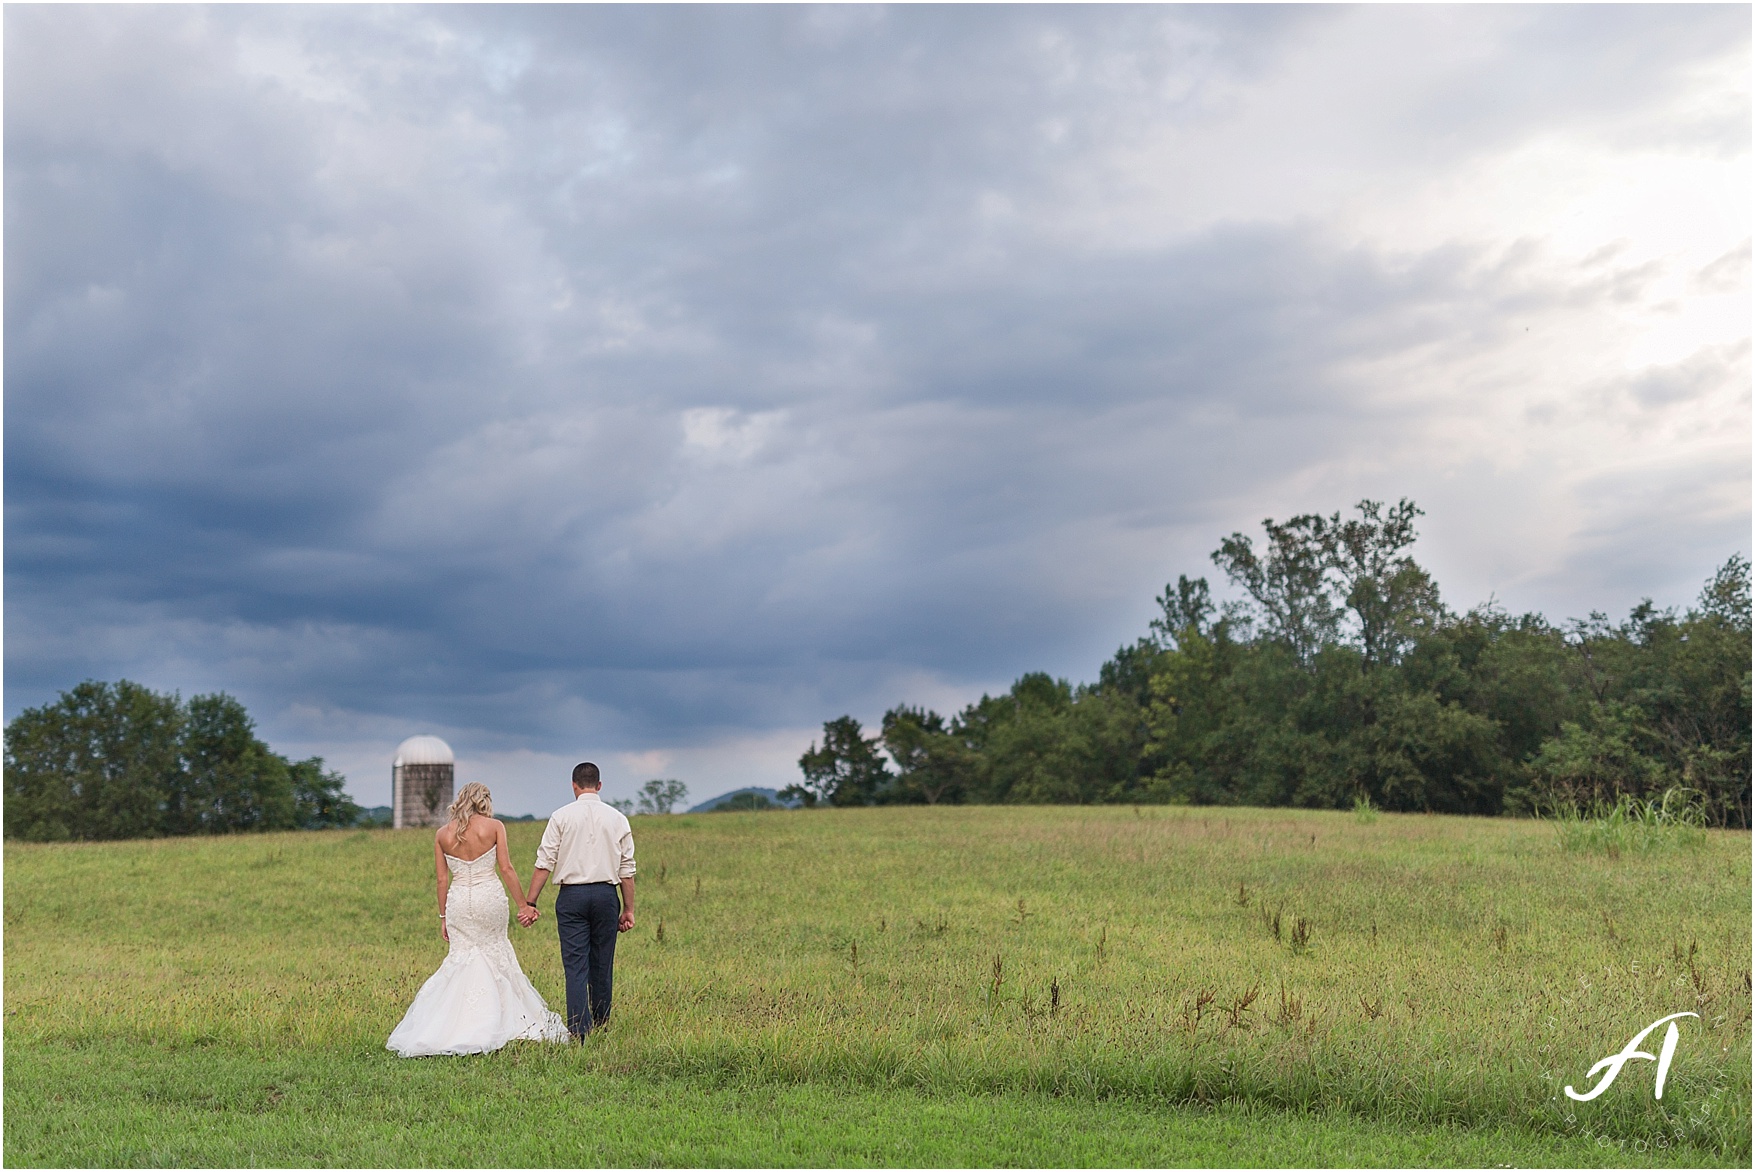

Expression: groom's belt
xmin=557 ymin=880 xmax=617 ymax=887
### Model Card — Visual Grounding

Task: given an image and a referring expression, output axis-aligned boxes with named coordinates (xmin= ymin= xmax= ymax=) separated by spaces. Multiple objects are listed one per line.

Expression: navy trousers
xmin=554 ymin=883 xmax=620 ymax=1036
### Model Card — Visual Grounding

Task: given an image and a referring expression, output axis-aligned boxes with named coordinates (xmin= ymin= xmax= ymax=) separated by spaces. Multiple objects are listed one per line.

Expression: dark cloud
xmin=6 ymin=4 xmax=1747 ymax=810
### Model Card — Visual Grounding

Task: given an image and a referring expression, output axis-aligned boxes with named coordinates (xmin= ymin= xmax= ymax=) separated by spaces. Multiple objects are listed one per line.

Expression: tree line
xmin=5 ymin=680 xmax=360 ymax=840
xmin=783 ymin=500 xmax=1752 ymax=828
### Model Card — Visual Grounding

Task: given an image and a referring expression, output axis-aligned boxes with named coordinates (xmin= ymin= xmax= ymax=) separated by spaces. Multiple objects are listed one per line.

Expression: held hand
xmin=440 ymin=920 xmax=449 ymax=942
xmin=517 ymin=904 xmax=540 ymax=927
xmin=618 ymin=910 xmax=635 ymax=933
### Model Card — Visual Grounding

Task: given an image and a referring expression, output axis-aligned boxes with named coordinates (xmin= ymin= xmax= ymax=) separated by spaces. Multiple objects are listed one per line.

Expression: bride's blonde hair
xmin=447 ymin=782 xmax=493 ymax=843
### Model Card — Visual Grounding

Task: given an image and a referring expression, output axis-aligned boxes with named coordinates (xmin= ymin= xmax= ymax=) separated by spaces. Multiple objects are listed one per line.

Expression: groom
xmin=523 ymin=762 xmax=636 ymax=1037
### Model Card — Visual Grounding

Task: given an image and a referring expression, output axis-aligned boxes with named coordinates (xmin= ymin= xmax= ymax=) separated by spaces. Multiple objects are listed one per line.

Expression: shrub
xmin=1547 ymin=787 xmax=1708 ymax=857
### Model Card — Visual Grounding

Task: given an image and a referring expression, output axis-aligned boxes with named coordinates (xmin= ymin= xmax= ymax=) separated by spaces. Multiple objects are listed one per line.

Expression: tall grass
xmin=1549 ymin=788 xmax=1710 ymax=857
xmin=5 ymin=805 xmax=1749 ymax=1161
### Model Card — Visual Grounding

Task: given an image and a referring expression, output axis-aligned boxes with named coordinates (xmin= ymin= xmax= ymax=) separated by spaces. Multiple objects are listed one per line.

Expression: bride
xmin=387 ymin=782 xmax=570 ymax=1056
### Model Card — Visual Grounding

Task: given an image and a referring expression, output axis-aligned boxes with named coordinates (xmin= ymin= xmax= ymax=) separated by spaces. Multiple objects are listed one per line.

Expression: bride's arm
xmin=434 ymin=835 xmax=450 ymax=941
xmin=493 ymin=820 xmax=535 ymax=920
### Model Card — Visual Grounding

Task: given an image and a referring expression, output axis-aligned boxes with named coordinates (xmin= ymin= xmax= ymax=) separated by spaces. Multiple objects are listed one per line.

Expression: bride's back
xmin=438 ymin=813 xmax=499 ymax=861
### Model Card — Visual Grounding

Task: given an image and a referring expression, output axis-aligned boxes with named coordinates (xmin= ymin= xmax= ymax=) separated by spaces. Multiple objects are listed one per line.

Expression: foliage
xmin=1327 ymin=498 xmax=1445 ymax=668
xmin=290 ymin=757 xmax=361 ymax=830
xmin=1547 ymin=787 xmax=1709 ymax=857
xmin=785 ymin=715 xmax=893 ymax=807
xmin=1212 ymin=511 xmax=1342 ymax=663
xmin=880 ymin=706 xmax=975 ymax=805
xmin=1527 ymin=702 xmax=1668 ymax=808
xmin=636 ymin=778 xmax=690 ymax=815
xmin=801 ymin=501 xmax=1751 ymax=827
xmin=2 ymin=680 xmax=181 ymax=841
xmin=4 ymin=807 xmax=1748 ymax=1164
xmin=1149 ymin=574 xmax=1216 ymax=648
xmin=173 ymin=693 xmax=296 ymax=834
xmin=4 ymin=680 xmax=357 ymax=840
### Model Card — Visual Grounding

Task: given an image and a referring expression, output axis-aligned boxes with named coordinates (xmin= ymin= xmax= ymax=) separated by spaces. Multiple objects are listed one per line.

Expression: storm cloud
xmin=6 ymin=4 xmax=1748 ymax=812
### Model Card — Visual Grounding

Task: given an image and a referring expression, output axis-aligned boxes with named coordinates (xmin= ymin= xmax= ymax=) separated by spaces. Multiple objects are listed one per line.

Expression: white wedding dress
xmin=387 ymin=846 xmax=570 ymax=1057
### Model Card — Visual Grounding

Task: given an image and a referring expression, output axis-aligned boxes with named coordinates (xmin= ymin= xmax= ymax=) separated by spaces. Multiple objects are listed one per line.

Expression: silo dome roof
xmin=394 ymin=735 xmax=455 ymax=766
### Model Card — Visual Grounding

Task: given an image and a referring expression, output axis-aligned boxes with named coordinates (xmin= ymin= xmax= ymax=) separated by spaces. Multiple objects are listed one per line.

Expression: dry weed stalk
xmin=1273 ymin=980 xmax=1303 ymax=1027
xmin=1222 ymin=984 xmax=1259 ymax=1029
xmin=1181 ymin=987 xmax=1217 ymax=1034
xmin=1289 ymin=915 xmax=1310 ymax=953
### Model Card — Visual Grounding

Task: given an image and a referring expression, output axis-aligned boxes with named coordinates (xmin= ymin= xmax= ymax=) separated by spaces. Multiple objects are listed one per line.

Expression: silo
xmin=392 ymin=736 xmax=455 ymax=829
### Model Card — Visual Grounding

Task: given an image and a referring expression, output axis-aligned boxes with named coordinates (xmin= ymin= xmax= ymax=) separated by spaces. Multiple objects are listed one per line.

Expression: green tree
xmin=1213 ymin=513 xmax=1341 ymax=663
xmin=957 ymin=674 xmax=1076 ymax=803
xmin=1522 ymin=556 xmax=1753 ymax=825
xmin=802 ymin=498 xmax=1750 ymax=826
xmin=1293 ymin=655 xmax=1504 ymax=813
xmin=1144 ymin=619 xmax=1254 ymax=805
xmin=636 ymin=778 xmax=690 ymax=814
xmin=1149 ymin=575 xmax=1216 ymax=649
xmin=881 ymin=706 xmax=975 ymax=805
xmin=290 ymin=757 xmax=361 ymax=829
xmin=1327 ymin=498 xmax=1445 ymax=669
xmin=4 ymin=680 xmax=182 ymax=841
xmin=1653 ymin=557 xmax=1752 ymax=826
xmin=5 ymin=680 xmax=362 ymax=840
xmin=1214 ymin=500 xmax=1443 ymax=670
xmin=947 ymin=672 xmax=1152 ymax=806
xmin=173 ymin=693 xmax=296 ymax=834
xmin=786 ymin=716 xmax=892 ymax=807
xmin=1414 ymin=605 xmax=1578 ymax=810
xmin=1527 ymin=700 xmax=1669 ymax=810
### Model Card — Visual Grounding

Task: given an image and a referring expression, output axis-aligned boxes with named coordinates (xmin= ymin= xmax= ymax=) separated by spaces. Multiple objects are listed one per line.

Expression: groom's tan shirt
xmin=535 ymin=791 xmax=636 ymax=886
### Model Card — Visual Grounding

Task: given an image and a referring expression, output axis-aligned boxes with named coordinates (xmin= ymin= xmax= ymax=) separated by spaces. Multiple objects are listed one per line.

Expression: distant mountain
xmin=687 ymin=786 xmax=801 ymax=813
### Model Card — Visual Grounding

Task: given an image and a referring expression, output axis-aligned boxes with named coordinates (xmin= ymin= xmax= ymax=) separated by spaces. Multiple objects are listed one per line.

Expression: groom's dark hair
xmin=572 ymin=762 xmax=601 ymax=789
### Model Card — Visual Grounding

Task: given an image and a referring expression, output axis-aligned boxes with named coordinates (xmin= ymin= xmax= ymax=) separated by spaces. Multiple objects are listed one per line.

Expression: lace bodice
xmin=442 ymin=846 xmax=508 ymax=951
xmin=445 ymin=846 xmax=500 ymax=885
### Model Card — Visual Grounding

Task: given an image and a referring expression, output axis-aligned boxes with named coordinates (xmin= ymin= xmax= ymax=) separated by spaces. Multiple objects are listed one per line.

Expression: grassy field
xmin=5 ymin=804 xmax=1750 ymax=1166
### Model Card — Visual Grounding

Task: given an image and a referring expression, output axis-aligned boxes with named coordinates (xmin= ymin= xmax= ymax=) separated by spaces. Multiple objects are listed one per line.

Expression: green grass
xmin=6 ymin=805 xmax=1750 ymax=1166
xmin=1551 ymin=789 xmax=1711 ymax=857
xmin=7 ymin=1039 xmax=1732 ymax=1167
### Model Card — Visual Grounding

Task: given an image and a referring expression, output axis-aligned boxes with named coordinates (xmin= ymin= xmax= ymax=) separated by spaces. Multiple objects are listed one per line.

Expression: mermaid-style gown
xmin=386 ymin=846 xmax=570 ymax=1057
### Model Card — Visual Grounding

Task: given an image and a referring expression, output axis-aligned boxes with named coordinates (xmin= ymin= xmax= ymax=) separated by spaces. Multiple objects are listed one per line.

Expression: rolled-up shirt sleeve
xmin=617 ymin=821 xmax=636 ymax=881
xmin=535 ymin=816 xmax=561 ymax=872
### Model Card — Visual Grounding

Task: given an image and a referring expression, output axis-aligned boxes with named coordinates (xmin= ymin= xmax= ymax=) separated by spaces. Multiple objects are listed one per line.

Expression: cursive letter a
xmin=1565 ymin=1012 xmax=1699 ymax=1102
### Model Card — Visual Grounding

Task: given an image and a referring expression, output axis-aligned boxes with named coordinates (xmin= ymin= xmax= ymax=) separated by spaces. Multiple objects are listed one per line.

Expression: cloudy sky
xmin=6 ymin=4 xmax=1748 ymax=815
